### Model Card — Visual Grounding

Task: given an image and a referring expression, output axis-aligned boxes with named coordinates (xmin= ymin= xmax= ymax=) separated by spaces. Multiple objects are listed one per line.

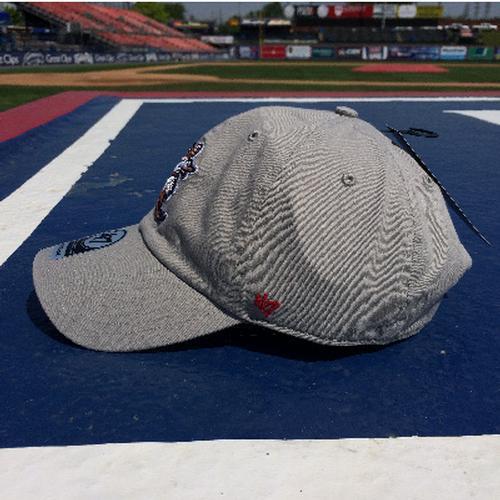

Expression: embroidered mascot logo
xmin=154 ymin=142 xmax=204 ymax=223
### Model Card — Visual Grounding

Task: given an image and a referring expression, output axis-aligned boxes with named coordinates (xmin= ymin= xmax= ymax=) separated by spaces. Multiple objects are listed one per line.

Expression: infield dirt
xmin=1 ymin=61 xmax=500 ymax=88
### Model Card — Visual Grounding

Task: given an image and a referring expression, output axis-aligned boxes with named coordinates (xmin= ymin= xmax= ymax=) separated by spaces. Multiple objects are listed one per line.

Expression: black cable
xmin=386 ymin=124 xmax=491 ymax=247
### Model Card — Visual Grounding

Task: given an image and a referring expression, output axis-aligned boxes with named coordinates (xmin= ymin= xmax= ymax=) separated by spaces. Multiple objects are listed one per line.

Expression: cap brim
xmin=33 ymin=225 xmax=239 ymax=351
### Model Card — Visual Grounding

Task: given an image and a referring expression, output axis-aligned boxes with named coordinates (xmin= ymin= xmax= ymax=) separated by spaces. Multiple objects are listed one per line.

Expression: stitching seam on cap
xmin=386 ymin=140 xmax=417 ymax=330
xmin=233 ymin=126 xmax=272 ymax=315
xmin=348 ymin=120 xmax=414 ymax=338
xmin=238 ymin=119 xmax=316 ymax=319
xmin=235 ymin=119 xmax=308 ymax=317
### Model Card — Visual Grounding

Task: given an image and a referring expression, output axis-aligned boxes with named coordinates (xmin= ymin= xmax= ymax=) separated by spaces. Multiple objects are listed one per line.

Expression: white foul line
xmin=0 ymin=99 xmax=142 ymax=267
xmin=444 ymin=109 xmax=500 ymax=126
xmin=0 ymin=436 xmax=499 ymax=500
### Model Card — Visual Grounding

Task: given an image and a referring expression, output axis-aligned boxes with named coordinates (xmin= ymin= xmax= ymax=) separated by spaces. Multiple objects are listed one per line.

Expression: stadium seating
xmin=21 ymin=2 xmax=216 ymax=53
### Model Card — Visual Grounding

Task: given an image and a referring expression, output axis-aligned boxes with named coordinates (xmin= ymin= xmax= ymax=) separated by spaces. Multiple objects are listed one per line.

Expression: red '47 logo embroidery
xmin=255 ymin=293 xmax=281 ymax=318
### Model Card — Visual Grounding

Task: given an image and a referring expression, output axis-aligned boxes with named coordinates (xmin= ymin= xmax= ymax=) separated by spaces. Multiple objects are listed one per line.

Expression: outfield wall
xmin=0 ymin=50 xmax=232 ymax=67
xmin=1 ymin=46 xmax=499 ymax=66
xmin=238 ymin=44 xmax=500 ymax=61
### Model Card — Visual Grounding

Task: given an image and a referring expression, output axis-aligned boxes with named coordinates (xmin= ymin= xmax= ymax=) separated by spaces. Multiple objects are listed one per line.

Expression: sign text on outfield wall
xmin=467 ymin=46 xmax=494 ymax=61
xmin=286 ymin=45 xmax=312 ymax=59
xmin=440 ymin=46 xmax=467 ymax=61
xmin=336 ymin=46 xmax=363 ymax=59
xmin=362 ymin=46 xmax=388 ymax=61
xmin=388 ymin=45 xmax=440 ymax=60
xmin=416 ymin=5 xmax=444 ymax=18
xmin=261 ymin=44 xmax=286 ymax=59
xmin=0 ymin=50 xmax=229 ymax=66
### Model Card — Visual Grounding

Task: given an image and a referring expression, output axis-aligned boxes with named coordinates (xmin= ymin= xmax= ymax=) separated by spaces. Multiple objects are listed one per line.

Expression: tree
xmin=246 ymin=3 xmax=284 ymax=20
xmin=261 ymin=2 xmax=284 ymax=19
xmin=132 ymin=3 xmax=185 ymax=24
xmin=4 ymin=5 xmax=24 ymax=26
xmin=163 ymin=3 xmax=185 ymax=21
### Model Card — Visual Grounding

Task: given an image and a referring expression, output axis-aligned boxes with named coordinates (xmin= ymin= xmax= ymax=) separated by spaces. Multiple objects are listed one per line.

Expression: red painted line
xmin=2 ymin=90 xmax=500 ymax=143
xmin=0 ymin=91 xmax=102 ymax=143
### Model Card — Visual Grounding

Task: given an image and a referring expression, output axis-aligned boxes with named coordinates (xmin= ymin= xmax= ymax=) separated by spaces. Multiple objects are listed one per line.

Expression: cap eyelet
xmin=341 ymin=173 xmax=356 ymax=187
xmin=248 ymin=131 xmax=259 ymax=141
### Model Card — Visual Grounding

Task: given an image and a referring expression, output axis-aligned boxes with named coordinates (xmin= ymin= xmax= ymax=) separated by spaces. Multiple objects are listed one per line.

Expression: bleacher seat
xmin=22 ymin=2 xmax=216 ymax=53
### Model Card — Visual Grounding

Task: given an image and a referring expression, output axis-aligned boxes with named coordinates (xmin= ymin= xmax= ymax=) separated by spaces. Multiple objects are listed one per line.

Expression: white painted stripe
xmin=0 ymin=437 xmax=499 ymax=500
xmin=444 ymin=109 xmax=500 ymax=126
xmin=0 ymin=100 xmax=142 ymax=267
xmin=136 ymin=97 xmax=500 ymax=103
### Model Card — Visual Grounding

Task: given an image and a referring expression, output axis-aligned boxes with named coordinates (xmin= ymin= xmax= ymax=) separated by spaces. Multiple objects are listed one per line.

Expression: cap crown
xmin=140 ymin=106 xmax=471 ymax=345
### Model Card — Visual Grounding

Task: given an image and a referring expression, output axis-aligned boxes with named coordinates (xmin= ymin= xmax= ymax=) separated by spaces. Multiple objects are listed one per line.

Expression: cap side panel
xmin=143 ymin=108 xmax=282 ymax=318
xmin=393 ymin=146 xmax=472 ymax=305
xmin=239 ymin=113 xmax=417 ymax=345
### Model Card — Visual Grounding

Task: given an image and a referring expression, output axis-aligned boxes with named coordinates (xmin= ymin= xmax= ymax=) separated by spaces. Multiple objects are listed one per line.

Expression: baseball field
xmin=1 ymin=60 xmax=500 ymax=111
xmin=2 ymin=47 xmax=500 ymax=497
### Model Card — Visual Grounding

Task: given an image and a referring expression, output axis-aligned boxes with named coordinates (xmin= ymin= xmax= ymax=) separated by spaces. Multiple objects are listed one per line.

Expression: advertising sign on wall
xmin=0 ymin=50 xmax=223 ymax=66
xmin=201 ymin=36 xmax=234 ymax=45
xmin=388 ymin=45 xmax=413 ymax=59
xmin=440 ymin=46 xmax=467 ymax=60
xmin=312 ymin=46 xmax=335 ymax=59
xmin=286 ymin=45 xmax=312 ymax=59
xmin=0 ymin=52 xmax=23 ymax=65
xmin=495 ymin=47 xmax=500 ymax=61
xmin=373 ymin=4 xmax=397 ymax=19
xmin=414 ymin=46 xmax=440 ymax=60
xmin=294 ymin=5 xmax=317 ymax=18
xmin=362 ymin=46 xmax=388 ymax=60
xmin=261 ymin=44 xmax=286 ymax=59
xmin=389 ymin=45 xmax=440 ymax=60
xmin=318 ymin=4 xmax=373 ymax=19
xmin=416 ymin=5 xmax=444 ymax=18
xmin=238 ymin=45 xmax=259 ymax=59
xmin=93 ymin=53 xmax=117 ymax=63
xmin=397 ymin=4 xmax=417 ymax=19
xmin=73 ymin=52 xmax=94 ymax=64
xmin=336 ymin=46 xmax=362 ymax=59
xmin=467 ymin=46 xmax=494 ymax=61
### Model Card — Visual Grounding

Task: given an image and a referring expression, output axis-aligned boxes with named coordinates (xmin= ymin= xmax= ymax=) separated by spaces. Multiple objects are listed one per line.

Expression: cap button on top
xmin=335 ymin=106 xmax=358 ymax=118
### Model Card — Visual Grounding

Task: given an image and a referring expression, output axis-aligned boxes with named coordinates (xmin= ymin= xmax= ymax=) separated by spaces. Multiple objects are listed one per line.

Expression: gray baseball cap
xmin=33 ymin=106 xmax=471 ymax=351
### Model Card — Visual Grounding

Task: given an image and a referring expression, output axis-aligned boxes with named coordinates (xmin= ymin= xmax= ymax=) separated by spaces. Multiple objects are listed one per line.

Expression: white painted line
xmin=0 ymin=99 xmax=142 ymax=267
xmin=135 ymin=97 xmax=500 ymax=103
xmin=0 ymin=436 xmax=499 ymax=500
xmin=444 ymin=109 xmax=500 ymax=126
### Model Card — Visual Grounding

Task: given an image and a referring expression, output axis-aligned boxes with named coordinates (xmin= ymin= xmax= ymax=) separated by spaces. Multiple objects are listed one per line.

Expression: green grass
xmin=1 ymin=79 xmax=499 ymax=113
xmin=0 ymin=86 xmax=68 ymax=111
xmin=1 ymin=61 xmax=499 ymax=112
xmin=153 ymin=62 xmax=500 ymax=83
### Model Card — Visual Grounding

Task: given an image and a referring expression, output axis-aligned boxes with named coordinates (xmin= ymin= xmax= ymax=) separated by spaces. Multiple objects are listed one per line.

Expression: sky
xmin=182 ymin=2 xmax=500 ymax=22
